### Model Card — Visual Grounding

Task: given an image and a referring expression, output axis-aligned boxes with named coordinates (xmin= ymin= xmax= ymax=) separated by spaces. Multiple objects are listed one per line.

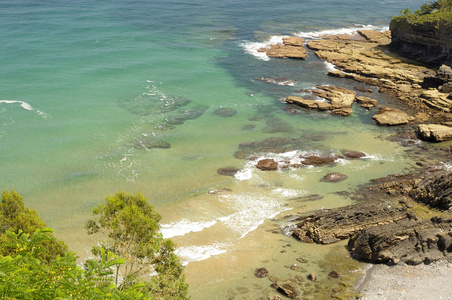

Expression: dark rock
xmin=409 ymin=170 xmax=452 ymax=211
xmin=259 ymin=77 xmax=296 ymax=86
xmin=290 ymin=202 xmax=410 ymax=244
xmin=214 ymin=107 xmax=237 ymax=117
xmin=277 ymin=283 xmax=298 ymax=299
xmin=322 ymin=172 xmax=348 ymax=182
xmin=342 ymin=149 xmax=366 ymax=159
xmin=307 ymin=273 xmax=317 ymax=281
xmin=328 ymin=271 xmax=340 ymax=278
xmin=217 ymin=167 xmax=241 ymax=176
xmin=254 ymin=267 xmax=269 ymax=278
xmin=348 ymin=217 xmax=452 ymax=265
xmin=256 ymin=159 xmax=278 ymax=171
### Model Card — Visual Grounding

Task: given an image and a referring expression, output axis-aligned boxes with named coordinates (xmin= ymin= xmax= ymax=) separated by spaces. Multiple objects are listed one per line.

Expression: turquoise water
xmin=1 ymin=0 xmax=427 ymax=298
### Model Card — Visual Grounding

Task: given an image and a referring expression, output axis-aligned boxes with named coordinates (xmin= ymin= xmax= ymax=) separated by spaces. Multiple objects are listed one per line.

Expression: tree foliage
xmin=0 ymin=189 xmax=68 ymax=262
xmin=0 ymin=229 xmax=151 ymax=299
xmin=86 ymin=191 xmax=189 ymax=299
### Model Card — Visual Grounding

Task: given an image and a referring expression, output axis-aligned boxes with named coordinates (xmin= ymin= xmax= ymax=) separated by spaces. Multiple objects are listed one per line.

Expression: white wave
xmin=295 ymin=24 xmax=388 ymax=40
xmin=324 ymin=61 xmax=338 ymax=72
xmin=272 ymin=188 xmax=306 ymax=198
xmin=175 ymin=243 xmax=229 ymax=265
xmin=160 ymin=219 xmax=217 ymax=239
xmin=218 ymin=193 xmax=291 ymax=239
xmin=0 ymin=100 xmax=49 ymax=119
xmin=234 ymin=168 xmax=253 ymax=181
xmin=240 ymin=35 xmax=288 ymax=61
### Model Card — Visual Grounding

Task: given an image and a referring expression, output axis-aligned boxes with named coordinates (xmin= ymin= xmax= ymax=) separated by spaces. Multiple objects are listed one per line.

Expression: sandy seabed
xmin=355 ymin=260 xmax=452 ymax=300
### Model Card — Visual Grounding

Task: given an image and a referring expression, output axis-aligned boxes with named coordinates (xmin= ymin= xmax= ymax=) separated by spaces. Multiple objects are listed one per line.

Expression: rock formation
xmin=259 ymin=36 xmax=307 ymax=59
xmin=418 ymin=123 xmax=452 ymax=142
xmin=390 ymin=12 xmax=452 ymax=66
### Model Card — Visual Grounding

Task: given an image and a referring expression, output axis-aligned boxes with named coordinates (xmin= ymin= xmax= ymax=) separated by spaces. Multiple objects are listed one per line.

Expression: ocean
xmin=0 ymin=0 xmax=427 ymax=298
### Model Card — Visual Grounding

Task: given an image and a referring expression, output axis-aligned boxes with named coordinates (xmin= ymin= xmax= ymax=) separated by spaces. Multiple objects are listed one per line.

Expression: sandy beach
xmin=356 ymin=260 xmax=452 ymax=300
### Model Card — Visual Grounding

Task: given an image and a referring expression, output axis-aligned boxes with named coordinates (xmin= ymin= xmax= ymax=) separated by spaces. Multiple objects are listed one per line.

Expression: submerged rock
xmin=217 ymin=167 xmax=241 ymax=176
xmin=322 ymin=172 xmax=348 ymax=182
xmin=214 ymin=107 xmax=237 ymax=117
xmin=131 ymin=136 xmax=171 ymax=150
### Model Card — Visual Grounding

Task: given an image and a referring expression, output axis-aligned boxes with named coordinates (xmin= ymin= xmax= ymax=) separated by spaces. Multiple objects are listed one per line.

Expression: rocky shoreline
xmin=246 ymin=28 xmax=452 ymax=299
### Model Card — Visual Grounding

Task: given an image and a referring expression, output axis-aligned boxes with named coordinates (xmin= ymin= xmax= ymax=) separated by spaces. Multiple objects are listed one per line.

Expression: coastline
xmin=252 ymin=24 xmax=452 ymax=299
xmin=355 ymin=260 xmax=452 ymax=299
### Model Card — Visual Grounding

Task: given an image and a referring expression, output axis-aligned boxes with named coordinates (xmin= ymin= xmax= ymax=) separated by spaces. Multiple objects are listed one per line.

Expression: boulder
xmin=277 ymin=283 xmax=298 ymax=299
xmin=254 ymin=267 xmax=269 ymax=278
xmin=322 ymin=172 xmax=348 ymax=182
xmin=283 ymin=36 xmax=305 ymax=47
xmin=342 ymin=149 xmax=366 ymax=159
xmin=418 ymin=124 xmax=452 ymax=142
xmin=132 ymin=136 xmax=171 ymax=150
xmin=372 ymin=106 xmax=411 ymax=126
xmin=301 ymin=155 xmax=338 ymax=166
xmin=256 ymin=159 xmax=278 ymax=171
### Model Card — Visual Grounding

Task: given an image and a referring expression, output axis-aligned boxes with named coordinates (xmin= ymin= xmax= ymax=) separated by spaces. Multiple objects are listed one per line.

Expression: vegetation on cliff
xmin=0 ymin=190 xmax=189 ymax=300
xmin=392 ymin=0 xmax=452 ymax=29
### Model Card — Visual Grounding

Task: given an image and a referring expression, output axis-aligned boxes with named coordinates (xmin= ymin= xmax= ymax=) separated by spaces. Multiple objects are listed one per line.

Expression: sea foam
xmin=0 ymin=100 xmax=49 ymax=118
xmin=175 ymin=243 xmax=229 ymax=266
xmin=295 ymin=24 xmax=389 ymax=39
xmin=161 ymin=219 xmax=217 ymax=239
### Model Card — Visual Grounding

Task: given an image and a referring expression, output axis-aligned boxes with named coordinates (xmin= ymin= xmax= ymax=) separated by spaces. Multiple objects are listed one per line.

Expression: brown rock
xmin=265 ymin=37 xmax=307 ymax=59
xmin=301 ymin=155 xmax=337 ymax=166
xmin=356 ymin=96 xmax=378 ymax=109
xmin=331 ymin=107 xmax=353 ymax=116
xmin=322 ymin=172 xmax=348 ymax=182
xmin=418 ymin=124 xmax=452 ymax=142
xmin=277 ymin=283 xmax=298 ymax=299
xmin=328 ymin=271 xmax=340 ymax=278
xmin=372 ymin=106 xmax=411 ymax=126
xmin=256 ymin=159 xmax=278 ymax=171
xmin=315 ymin=85 xmax=356 ymax=108
xmin=358 ymin=30 xmax=391 ymax=45
xmin=255 ymin=267 xmax=269 ymax=278
xmin=342 ymin=149 xmax=366 ymax=159
xmin=307 ymin=273 xmax=317 ymax=281
xmin=283 ymin=36 xmax=305 ymax=46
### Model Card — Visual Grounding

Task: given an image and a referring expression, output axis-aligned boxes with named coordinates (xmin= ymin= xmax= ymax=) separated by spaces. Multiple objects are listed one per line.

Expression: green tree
xmin=0 ymin=189 xmax=68 ymax=262
xmin=0 ymin=228 xmax=151 ymax=299
xmin=86 ymin=191 xmax=189 ymax=299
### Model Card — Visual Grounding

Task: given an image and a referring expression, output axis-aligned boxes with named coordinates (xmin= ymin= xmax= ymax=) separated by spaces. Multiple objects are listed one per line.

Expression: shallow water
xmin=0 ymin=0 xmax=427 ymax=298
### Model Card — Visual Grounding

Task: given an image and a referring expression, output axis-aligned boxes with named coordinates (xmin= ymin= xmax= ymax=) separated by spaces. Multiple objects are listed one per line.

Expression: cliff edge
xmin=390 ymin=7 xmax=452 ymax=66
